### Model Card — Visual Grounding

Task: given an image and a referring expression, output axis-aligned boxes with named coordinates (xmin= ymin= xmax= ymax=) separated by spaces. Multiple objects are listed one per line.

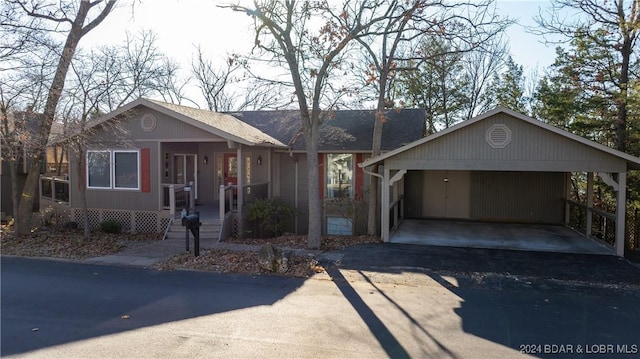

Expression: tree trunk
xmin=15 ymin=2 xmax=108 ymax=235
xmin=615 ymin=38 xmax=631 ymax=152
xmin=367 ymin=82 xmax=387 ymax=236
xmin=304 ymin=118 xmax=321 ymax=249
xmin=9 ymin=159 xmax=20 ymax=236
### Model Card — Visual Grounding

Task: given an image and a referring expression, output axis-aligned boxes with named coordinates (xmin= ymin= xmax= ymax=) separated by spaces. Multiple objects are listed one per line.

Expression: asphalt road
xmin=2 ymin=252 xmax=640 ymax=358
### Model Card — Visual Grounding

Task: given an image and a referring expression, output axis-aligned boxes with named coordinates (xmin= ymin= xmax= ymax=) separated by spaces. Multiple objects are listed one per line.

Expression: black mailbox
xmin=181 ymin=212 xmax=201 ymax=256
xmin=181 ymin=214 xmax=200 ymax=228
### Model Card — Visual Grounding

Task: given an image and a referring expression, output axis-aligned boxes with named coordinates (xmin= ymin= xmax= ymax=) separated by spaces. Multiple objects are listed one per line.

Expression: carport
xmin=360 ymin=107 xmax=640 ymax=256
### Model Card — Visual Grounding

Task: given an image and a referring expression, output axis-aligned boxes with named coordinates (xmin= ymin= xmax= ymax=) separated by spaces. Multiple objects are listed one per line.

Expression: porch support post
xmin=169 ymin=184 xmax=175 ymax=218
xmin=586 ymin=172 xmax=594 ymax=238
xmin=219 ymin=185 xmax=225 ymax=221
xmin=188 ymin=181 xmax=195 ymax=213
xmin=267 ymin=149 xmax=272 ymax=198
xmin=236 ymin=145 xmax=244 ymax=236
xmin=615 ymin=172 xmax=627 ymax=257
xmin=381 ymin=167 xmax=390 ymax=242
xmin=392 ymin=173 xmax=398 ymax=231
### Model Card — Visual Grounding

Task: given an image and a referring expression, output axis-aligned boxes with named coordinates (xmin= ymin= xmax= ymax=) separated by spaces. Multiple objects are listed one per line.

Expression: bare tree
xmin=534 ymin=0 xmax=639 ymax=152
xmin=57 ymin=51 xmax=133 ymax=239
xmin=55 ymin=29 xmax=185 ymax=238
xmin=356 ymin=0 xmax=509 ymax=235
xmin=192 ymin=47 xmax=243 ymax=111
xmin=5 ymin=0 xmax=116 ymax=236
xmin=461 ymin=34 xmax=509 ymax=119
xmin=1 ymin=52 xmax=56 ymax=234
xmin=1 ymin=88 xmax=31 ymax=231
xmin=225 ymin=0 xmax=404 ymax=249
xmin=191 ymin=47 xmax=285 ymax=111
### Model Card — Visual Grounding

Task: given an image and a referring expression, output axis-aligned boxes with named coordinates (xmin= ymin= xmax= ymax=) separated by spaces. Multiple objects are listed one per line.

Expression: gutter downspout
xmin=361 ymin=165 xmax=383 ymax=180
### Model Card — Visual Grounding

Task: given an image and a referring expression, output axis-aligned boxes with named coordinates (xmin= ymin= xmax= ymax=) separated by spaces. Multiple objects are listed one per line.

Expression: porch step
xmin=164 ymin=219 xmax=222 ymax=241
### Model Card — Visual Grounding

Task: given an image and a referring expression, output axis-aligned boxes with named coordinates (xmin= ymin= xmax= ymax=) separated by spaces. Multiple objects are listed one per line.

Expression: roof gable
xmin=361 ymin=107 xmax=640 ymax=171
xmin=84 ymin=98 xmax=286 ymax=147
xmin=231 ymin=109 xmax=426 ymax=152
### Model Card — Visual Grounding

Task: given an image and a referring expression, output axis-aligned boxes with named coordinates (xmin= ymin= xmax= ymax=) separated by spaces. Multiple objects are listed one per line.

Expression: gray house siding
xmin=278 ymin=153 xmax=309 ymax=234
xmin=95 ymin=107 xmax=226 ymax=142
xmin=69 ymin=140 xmax=160 ymax=211
xmin=387 ymin=114 xmax=627 ymax=173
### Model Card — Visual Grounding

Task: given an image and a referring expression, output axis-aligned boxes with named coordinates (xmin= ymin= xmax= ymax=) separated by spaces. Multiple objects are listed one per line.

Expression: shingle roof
xmin=72 ymin=98 xmax=425 ymax=151
xmin=145 ymin=99 xmax=286 ymax=147
xmin=230 ymin=109 xmax=426 ymax=152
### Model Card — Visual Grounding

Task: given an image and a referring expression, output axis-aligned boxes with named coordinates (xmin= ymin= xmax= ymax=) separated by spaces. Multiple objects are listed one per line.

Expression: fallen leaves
xmin=156 ymin=248 xmax=328 ymax=278
xmin=1 ymin=227 xmax=161 ymax=260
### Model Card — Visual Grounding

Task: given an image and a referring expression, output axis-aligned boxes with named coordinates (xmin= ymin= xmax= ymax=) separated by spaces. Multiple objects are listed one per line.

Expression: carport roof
xmin=360 ymin=106 xmax=640 ymax=171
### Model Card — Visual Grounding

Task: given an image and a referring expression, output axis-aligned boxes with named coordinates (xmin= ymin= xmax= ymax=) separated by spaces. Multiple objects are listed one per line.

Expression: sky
xmin=81 ymin=0 xmax=558 ymax=107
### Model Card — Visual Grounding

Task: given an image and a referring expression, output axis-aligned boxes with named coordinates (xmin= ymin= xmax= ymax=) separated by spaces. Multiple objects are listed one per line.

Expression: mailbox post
xmin=181 ymin=210 xmax=201 ymax=257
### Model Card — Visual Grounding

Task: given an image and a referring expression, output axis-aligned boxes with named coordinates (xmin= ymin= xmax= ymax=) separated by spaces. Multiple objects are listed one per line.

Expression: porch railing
xmin=218 ymin=182 xmax=270 ymax=239
xmin=40 ymin=176 xmax=70 ymax=204
xmin=218 ymin=182 xmax=270 ymax=219
xmin=566 ymin=199 xmax=616 ymax=246
xmin=162 ymin=184 xmax=187 ymax=218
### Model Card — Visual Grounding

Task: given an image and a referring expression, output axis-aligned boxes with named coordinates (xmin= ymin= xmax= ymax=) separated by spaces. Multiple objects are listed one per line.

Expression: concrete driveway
xmin=391 ymin=219 xmax=613 ymax=255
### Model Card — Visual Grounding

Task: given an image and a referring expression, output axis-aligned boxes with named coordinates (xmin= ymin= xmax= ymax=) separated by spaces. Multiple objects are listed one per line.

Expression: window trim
xmin=87 ymin=149 xmax=140 ymax=191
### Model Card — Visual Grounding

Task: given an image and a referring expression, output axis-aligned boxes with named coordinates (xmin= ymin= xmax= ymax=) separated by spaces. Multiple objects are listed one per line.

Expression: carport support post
xmin=615 ymin=172 xmax=626 ymax=257
xmin=586 ymin=172 xmax=594 ymax=238
xmin=237 ymin=145 xmax=244 ymax=237
xmin=381 ymin=168 xmax=390 ymax=242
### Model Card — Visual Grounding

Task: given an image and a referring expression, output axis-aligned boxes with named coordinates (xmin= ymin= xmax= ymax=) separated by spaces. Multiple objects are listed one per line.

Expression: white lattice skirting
xmin=71 ymin=208 xmax=170 ymax=233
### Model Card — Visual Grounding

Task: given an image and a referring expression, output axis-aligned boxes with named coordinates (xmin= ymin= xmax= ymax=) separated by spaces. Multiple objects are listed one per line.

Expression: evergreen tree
xmin=482 ymin=56 xmax=527 ymax=113
xmin=396 ymin=36 xmax=468 ymax=132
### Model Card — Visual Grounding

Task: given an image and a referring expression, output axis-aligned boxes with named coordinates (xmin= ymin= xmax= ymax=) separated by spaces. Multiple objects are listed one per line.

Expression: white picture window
xmin=326 ymin=154 xmax=353 ymax=198
xmin=87 ymin=150 xmax=140 ymax=190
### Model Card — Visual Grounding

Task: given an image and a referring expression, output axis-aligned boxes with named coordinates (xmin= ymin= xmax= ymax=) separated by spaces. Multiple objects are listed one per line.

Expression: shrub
xmin=99 ymin=220 xmax=121 ymax=234
xmin=246 ymin=198 xmax=297 ymax=238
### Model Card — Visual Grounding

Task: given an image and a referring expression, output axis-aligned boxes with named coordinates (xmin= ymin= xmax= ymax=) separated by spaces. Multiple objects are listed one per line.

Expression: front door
xmin=223 ymin=153 xmax=238 ymax=186
xmin=174 ymin=154 xmax=197 ymax=199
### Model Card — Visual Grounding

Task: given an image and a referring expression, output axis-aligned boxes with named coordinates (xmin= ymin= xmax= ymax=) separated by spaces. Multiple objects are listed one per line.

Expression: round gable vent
xmin=141 ymin=113 xmax=157 ymax=132
xmin=486 ymin=124 xmax=511 ymax=148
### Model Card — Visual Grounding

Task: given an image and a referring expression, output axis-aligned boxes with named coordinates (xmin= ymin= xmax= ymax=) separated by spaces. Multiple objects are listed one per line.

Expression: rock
xmin=258 ymin=243 xmax=289 ymax=273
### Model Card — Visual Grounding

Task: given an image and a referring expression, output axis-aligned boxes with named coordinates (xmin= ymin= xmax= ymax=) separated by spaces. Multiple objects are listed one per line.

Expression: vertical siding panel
xmin=471 ymin=171 xmax=564 ymax=223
